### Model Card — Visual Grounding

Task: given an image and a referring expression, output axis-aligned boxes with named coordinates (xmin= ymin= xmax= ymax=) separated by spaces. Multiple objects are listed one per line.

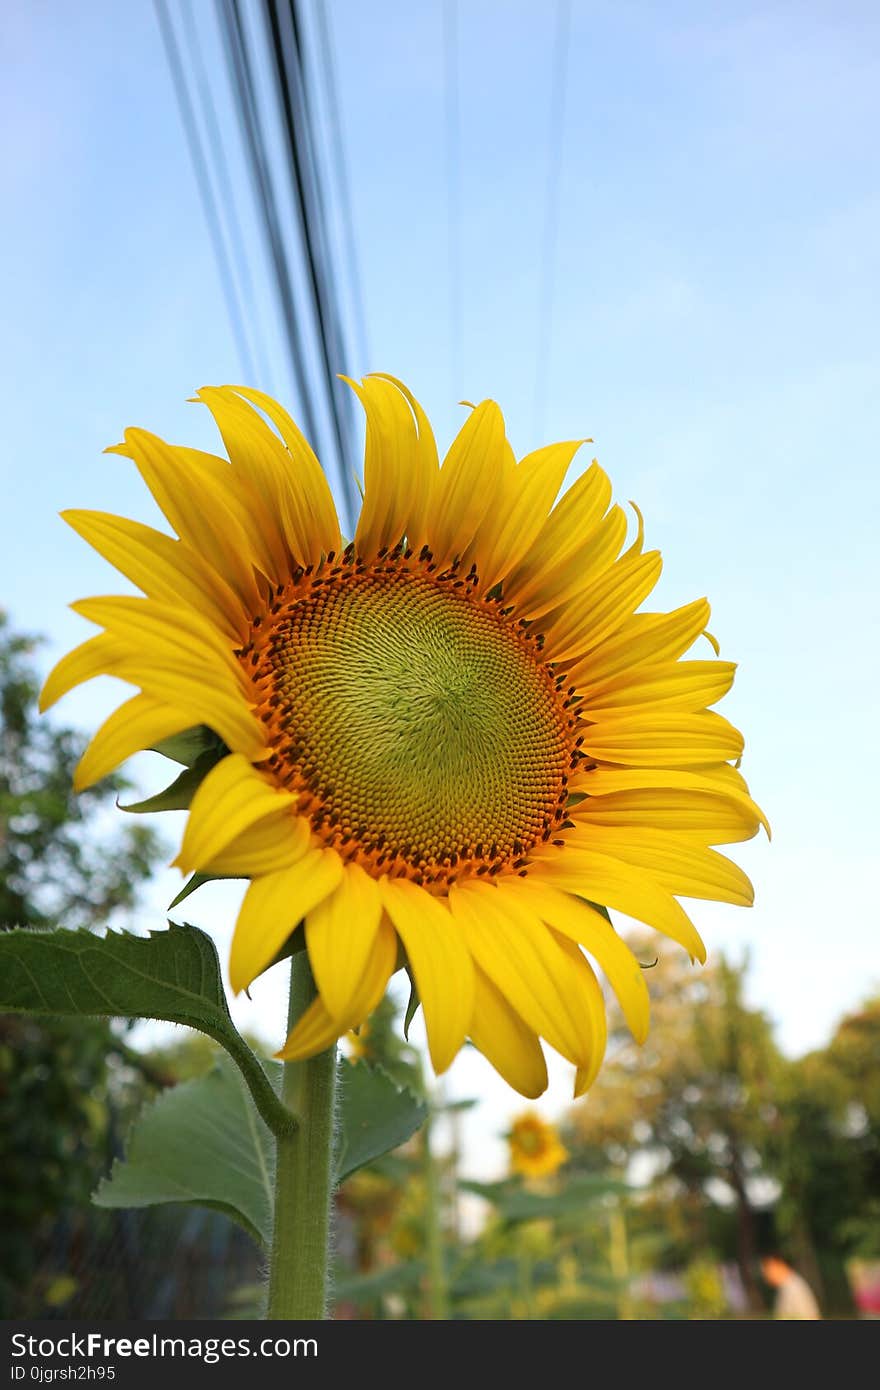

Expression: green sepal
xmin=150 ymin=725 xmax=225 ymax=767
xmin=120 ymin=749 xmax=223 ymax=815
xmin=168 ymin=871 xmax=234 ymax=910
xmin=403 ymin=968 xmax=421 ymax=1040
xmin=585 ymin=898 xmax=613 ymax=924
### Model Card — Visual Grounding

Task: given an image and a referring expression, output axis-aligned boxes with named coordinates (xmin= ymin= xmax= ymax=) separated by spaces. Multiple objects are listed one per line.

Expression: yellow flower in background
xmin=508 ymin=1112 xmax=568 ymax=1179
xmin=42 ymin=376 xmax=768 ymax=1097
xmin=345 ymin=1021 xmax=370 ymax=1063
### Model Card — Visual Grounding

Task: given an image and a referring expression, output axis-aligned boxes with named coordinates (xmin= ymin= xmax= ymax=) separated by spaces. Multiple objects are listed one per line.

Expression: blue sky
xmin=2 ymin=0 xmax=878 ymax=1173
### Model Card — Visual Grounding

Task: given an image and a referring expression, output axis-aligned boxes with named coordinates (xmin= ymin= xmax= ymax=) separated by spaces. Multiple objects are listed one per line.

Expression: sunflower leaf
xmin=0 ymin=923 xmax=294 ymax=1138
xmin=93 ymin=1055 xmax=428 ymax=1245
xmin=336 ymin=1058 xmax=427 ymax=1182
xmin=93 ymin=1055 xmax=274 ymax=1248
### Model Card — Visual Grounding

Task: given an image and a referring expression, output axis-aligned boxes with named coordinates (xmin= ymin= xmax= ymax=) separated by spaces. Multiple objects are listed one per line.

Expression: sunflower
xmin=507 ymin=1111 xmax=569 ymax=1179
xmin=42 ymin=376 xmax=767 ymax=1098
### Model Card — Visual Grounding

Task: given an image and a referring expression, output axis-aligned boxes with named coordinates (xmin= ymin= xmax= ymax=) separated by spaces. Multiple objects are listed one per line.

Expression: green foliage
xmin=0 ymin=614 xmax=167 ymax=1316
xmin=335 ymin=1059 xmax=427 ymax=1183
xmin=0 ymin=922 xmax=290 ymax=1136
xmin=94 ymin=1056 xmax=274 ymax=1246
xmin=463 ymin=1173 xmax=628 ymax=1225
xmin=93 ymin=1053 xmax=428 ymax=1249
xmin=0 ymin=613 xmax=163 ymax=932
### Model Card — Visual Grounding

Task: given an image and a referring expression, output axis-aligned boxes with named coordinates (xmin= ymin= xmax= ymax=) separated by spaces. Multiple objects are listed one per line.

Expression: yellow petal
xmin=503 ymin=877 xmax=650 ymax=1044
xmin=540 ymin=550 xmax=663 ymax=663
xmin=108 ymin=664 xmax=265 ymax=761
xmin=70 ymin=595 xmax=248 ymax=691
xmin=563 ymin=825 xmax=754 ymax=906
xmin=380 ymin=878 xmax=474 ymax=1074
xmin=570 ymin=787 xmax=762 ymax=845
xmin=367 ymin=374 xmax=439 ymax=553
xmin=74 ymin=694 xmax=194 ymax=791
xmin=111 ymin=430 xmax=265 ymax=607
xmin=305 ymin=863 xmax=383 ymax=1022
xmin=549 ymin=932 xmax=607 ymax=1093
xmin=475 ymin=440 xmax=584 ymax=593
xmin=517 ymin=458 xmax=613 ymax=580
xmin=204 ymin=812 xmax=311 ymax=878
xmin=527 ymin=845 xmax=706 ymax=961
xmin=226 ymin=384 xmax=342 ymax=561
xmin=469 ymin=966 xmax=548 ymax=1099
xmin=508 ymin=505 xmax=629 ymax=621
xmin=39 ymin=633 xmax=124 ymax=712
xmin=449 ymin=879 xmax=597 ymax=1069
xmin=62 ymin=510 xmax=247 ymax=643
xmin=197 ymin=387 xmax=340 ymax=568
xmin=429 ymin=401 xmax=507 ymax=565
xmin=569 ymin=767 xmax=769 ymax=838
xmin=581 ymin=660 xmax=737 ymax=716
xmin=348 ymin=375 xmax=425 ymax=559
xmin=567 ymin=598 xmax=711 ymax=687
xmin=230 ymin=849 xmax=344 ymax=993
xmin=581 ymin=710 xmax=744 ymax=766
xmin=276 ymin=918 xmax=397 ymax=1060
xmin=176 ymin=754 xmax=297 ymax=873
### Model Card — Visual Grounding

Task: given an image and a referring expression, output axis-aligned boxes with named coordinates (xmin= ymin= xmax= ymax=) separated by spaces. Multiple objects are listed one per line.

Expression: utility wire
xmin=533 ymin=0 xmax=571 ymax=439
xmin=180 ymin=0 xmax=276 ymax=394
xmin=261 ymin=0 xmax=359 ymax=526
xmin=215 ymin=0 xmax=322 ymax=450
xmin=443 ymin=0 xmax=462 ymax=402
xmin=154 ymin=0 xmax=258 ymax=384
xmin=311 ymin=0 xmax=371 ymax=373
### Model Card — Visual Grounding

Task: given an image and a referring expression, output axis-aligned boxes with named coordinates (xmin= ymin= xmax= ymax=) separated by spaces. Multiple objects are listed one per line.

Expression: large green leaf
xmin=336 ymin=1058 xmax=427 ymax=1182
xmin=94 ymin=1056 xmax=274 ymax=1246
xmin=0 ymin=923 xmax=290 ymax=1135
xmin=92 ymin=1055 xmax=427 ymax=1247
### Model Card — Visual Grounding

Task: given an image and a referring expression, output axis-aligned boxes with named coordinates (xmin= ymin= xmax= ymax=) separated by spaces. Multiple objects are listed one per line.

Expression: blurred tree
xmin=567 ymin=942 xmax=783 ymax=1311
xmin=0 ymin=612 xmax=165 ymax=1317
xmin=0 ymin=612 xmax=159 ymax=930
xmin=769 ymin=993 xmax=880 ymax=1308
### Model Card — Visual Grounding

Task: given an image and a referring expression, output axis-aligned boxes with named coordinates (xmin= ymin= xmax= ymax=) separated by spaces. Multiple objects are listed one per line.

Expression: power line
xmin=443 ymin=0 xmax=462 ymax=401
xmin=157 ymin=0 xmax=369 ymax=529
xmin=260 ymin=0 xmax=359 ymax=526
xmin=533 ymin=0 xmax=571 ymax=439
xmin=179 ymin=0 xmax=276 ymax=394
xmin=214 ymin=0 xmax=322 ymax=451
xmin=153 ymin=0 xmax=257 ymax=384
xmin=311 ymin=0 xmax=371 ymax=373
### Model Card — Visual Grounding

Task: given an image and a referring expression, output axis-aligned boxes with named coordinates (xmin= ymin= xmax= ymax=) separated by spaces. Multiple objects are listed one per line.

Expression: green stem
xmin=211 ymin=1024 xmax=298 ymax=1138
xmin=422 ymin=1102 xmax=449 ymax=1320
xmin=266 ymin=956 xmax=337 ymax=1320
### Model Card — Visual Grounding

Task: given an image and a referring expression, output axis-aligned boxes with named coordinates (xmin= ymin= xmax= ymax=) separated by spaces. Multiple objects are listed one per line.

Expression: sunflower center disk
xmin=246 ymin=559 xmax=576 ymax=886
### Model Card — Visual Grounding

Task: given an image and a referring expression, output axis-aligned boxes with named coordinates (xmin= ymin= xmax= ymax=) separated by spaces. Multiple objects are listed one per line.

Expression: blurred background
xmin=1 ymin=0 xmax=878 ymax=1319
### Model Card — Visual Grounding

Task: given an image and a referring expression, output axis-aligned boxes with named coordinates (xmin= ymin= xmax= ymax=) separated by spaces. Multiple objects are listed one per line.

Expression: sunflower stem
xmin=421 ymin=1097 xmax=449 ymax=1319
xmin=266 ymin=955 xmax=337 ymax=1320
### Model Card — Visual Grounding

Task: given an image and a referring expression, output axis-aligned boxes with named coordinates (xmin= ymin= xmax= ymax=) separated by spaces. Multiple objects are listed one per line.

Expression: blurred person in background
xmin=760 ymin=1254 xmax=821 ymax=1320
